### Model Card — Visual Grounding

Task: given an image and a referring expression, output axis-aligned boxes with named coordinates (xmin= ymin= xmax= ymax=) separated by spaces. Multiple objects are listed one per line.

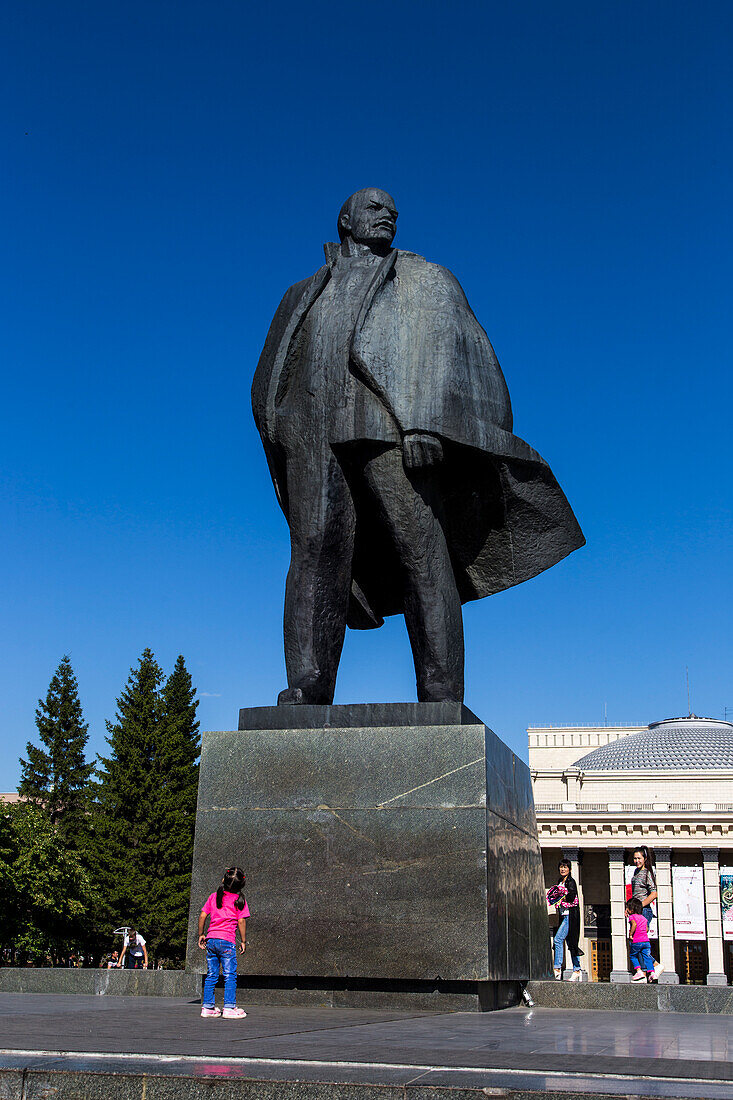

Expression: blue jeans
xmin=553 ymin=913 xmax=581 ymax=969
xmin=642 ymin=905 xmax=654 ymax=928
xmin=629 ymin=940 xmax=656 ymax=972
xmin=203 ymin=938 xmax=237 ymax=1008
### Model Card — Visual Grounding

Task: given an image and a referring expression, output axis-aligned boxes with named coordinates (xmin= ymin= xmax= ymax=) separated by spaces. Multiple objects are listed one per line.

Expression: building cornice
xmin=533 ymin=768 xmax=733 ymax=780
xmin=536 ymin=809 xmax=733 ymax=847
xmin=528 ymin=726 xmax=647 ymax=732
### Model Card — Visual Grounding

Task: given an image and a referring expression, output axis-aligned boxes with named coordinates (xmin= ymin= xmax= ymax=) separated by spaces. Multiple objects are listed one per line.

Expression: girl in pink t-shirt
xmin=626 ymin=897 xmax=662 ymax=982
xmin=198 ymin=866 xmax=251 ymax=1018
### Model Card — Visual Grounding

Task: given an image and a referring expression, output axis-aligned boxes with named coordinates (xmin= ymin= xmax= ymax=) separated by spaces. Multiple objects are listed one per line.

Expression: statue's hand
xmin=402 ymin=432 xmax=444 ymax=470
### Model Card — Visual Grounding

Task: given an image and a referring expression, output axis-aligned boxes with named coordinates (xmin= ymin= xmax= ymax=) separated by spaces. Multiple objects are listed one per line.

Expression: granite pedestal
xmin=186 ymin=703 xmax=552 ymax=1008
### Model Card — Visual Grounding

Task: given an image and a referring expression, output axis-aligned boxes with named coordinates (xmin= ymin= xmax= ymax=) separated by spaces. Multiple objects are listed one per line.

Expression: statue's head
xmin=337 ymin=188 xmax=398 ymax=252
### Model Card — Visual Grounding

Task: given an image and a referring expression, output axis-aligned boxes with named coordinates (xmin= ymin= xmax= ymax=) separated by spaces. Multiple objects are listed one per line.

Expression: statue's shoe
xmin=417 ymin=680 xmax=462 ymax=703
xmin=277 ymin=686 xmax=307 ymax=705
xmin=277 ymin=675 xmax=329 ymax=706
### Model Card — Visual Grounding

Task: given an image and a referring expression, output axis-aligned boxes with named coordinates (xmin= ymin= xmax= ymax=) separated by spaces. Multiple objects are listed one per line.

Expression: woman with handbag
xmin=547 ymin=859 xmax=583 ymax=980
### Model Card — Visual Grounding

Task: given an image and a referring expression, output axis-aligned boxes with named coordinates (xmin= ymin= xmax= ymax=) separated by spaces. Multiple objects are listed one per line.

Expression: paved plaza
xmin=0 ymin=994 xmax=732 ymax=1098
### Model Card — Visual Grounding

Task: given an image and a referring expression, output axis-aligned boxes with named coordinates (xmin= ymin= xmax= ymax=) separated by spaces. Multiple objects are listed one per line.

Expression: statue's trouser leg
xmin=360 ymin=445 xmax=464 ymax=702
xmin=282 ymin=444 xmax=356 ymax=704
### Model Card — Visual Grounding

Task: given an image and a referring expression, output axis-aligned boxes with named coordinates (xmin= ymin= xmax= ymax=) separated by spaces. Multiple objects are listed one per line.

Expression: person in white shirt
xmin=119 ymin=929 xmax=148 ymax=970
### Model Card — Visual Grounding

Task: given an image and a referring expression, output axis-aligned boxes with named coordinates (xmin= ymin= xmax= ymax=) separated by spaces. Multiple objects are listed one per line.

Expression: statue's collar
xmin=323 ymin=241 xmax=396 ymax=267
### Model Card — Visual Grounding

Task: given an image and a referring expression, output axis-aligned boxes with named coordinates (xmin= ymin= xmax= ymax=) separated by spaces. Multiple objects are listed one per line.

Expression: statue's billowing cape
xmin=252 ymin=245 xmax=584 ymax=628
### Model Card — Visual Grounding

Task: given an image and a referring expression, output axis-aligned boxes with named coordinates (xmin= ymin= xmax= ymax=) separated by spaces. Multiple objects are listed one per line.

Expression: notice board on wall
xmin=721 ymin=868 xmax=733 ymax=942
xmin=672 ymin=865 xmax=706 ymax=940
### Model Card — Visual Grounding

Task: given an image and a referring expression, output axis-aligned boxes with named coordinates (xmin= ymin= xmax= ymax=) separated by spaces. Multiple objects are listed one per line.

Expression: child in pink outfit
xmin=626 ymin=897 xmax=663 ymax=982
xmin=198 ymin=866 xmax=250 ymax=1019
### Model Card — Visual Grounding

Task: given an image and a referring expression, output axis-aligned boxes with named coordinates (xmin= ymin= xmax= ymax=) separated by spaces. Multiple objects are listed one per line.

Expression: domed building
xmin=528 ymin=716 xmax=733 ymax=986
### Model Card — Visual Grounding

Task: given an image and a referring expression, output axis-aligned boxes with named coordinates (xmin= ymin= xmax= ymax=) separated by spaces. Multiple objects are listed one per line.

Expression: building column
xmin=654 ymin=847 xmax=679 ymax=984
xmin=702 ymin=848 xmax=727 ymax=986
xmin=608 ymin=847 xmax=630 ymax=982
xmin=562 ymin=847 xmax=588 ymax=981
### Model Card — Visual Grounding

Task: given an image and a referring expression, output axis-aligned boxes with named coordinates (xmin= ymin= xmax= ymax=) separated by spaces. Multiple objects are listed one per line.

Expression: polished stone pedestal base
xmin=529 ymin=978 xmax=733 ymax=1012
xmin=0 ymin=968 xmax=200 ymax=997
xmin=562 ymin=969 xmax=589 ymax=981
xmin=186 ymin=703 xmax=552 ymax=1006
xmin=226 ymin=975 xmax=523 ymax=1011
xmin=610 ymin=969 xmax=632 ymax=983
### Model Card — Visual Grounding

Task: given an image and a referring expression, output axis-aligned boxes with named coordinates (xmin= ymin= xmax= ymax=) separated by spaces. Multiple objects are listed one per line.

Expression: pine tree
xmin=147 ymin=655 xmax=201 ymax=961
xmin=18 ymin=656 xmax=94 ymax=849
xmin=91 ymin=648 xmax=164 ymax=936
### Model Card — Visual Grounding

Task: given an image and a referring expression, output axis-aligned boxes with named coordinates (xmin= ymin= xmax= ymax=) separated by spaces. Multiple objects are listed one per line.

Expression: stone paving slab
xmin=2 ymin=1057 xmax=733 ymax=1100
xmin=0 ymin=995 xmax=732 ymax=1099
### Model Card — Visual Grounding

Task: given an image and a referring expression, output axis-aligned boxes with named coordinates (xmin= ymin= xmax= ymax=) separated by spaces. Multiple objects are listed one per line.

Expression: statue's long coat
xmin=252 ymin=245 xmax=584 ymax=628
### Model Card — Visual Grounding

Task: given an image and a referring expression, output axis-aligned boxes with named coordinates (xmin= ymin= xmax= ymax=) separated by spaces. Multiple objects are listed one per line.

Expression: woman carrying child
xmin=198 ymin=865 xmax=250 ymax=1019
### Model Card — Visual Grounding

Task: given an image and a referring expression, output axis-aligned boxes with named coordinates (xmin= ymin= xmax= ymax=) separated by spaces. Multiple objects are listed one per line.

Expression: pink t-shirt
xmin=628 ymin=914 xmax=649 ymax=943
xmin=202 ymin=890 xmax=251 ymax=943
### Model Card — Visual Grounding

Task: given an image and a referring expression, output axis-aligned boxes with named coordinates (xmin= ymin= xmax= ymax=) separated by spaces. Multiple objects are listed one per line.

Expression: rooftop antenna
xmin=686 ymin=666 xmax=691 ymax=717
xmin=603 ymin=701 xmax=608 ymax=727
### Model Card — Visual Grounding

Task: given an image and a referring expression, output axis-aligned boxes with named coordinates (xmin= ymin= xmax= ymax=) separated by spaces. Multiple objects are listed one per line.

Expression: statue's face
xmin=343 ymin=189 xmax=398 ymax=248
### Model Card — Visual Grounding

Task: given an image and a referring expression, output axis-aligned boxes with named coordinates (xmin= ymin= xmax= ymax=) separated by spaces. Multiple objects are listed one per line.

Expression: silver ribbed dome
xmin=573 ymin=717 xmax=733 ymax=770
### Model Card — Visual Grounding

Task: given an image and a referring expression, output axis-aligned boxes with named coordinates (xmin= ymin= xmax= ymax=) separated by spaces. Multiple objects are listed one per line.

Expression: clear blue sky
xmin=2 ymin=1 xmax=732 ymax=789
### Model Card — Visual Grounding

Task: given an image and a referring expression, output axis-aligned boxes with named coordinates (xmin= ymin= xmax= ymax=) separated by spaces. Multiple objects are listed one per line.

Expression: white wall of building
xmin=529 ymin=722 xmax=733 ymax=985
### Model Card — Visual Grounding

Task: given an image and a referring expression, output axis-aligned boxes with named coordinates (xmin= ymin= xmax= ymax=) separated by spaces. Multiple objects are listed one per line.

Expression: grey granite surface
xmin=6 ymin=1066 xmax=733 ymax=1100
xmin=528 ymin=979 xmax=733 ymax=1013
xmin=227 ymin=978 xmax=521 ymax=1012
xmin=186 ymin=712 xmax=551 ymax=993
xmin=5 ymin=1067 xmax=733 ymax=1100
xmin=1 ymin=994 xmax=733 ymax=1100
xmin=238 ymin=701 xmax=481 ymax=730
xmin=0 ymin=968 xmax=200 ymax=998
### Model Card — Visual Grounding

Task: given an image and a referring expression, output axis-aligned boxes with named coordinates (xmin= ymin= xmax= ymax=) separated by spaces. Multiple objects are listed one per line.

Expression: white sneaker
xmin=652 ymin=963 xmax=665 ymax=980
xmin=631 ymin=968 xmax=646 ymax=982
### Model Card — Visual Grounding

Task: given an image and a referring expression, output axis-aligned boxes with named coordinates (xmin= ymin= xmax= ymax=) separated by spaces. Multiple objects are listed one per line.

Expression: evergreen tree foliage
xmin=148 ymin=655 xmax=200 ymax=961
xmin=90 ymin=650 xmax=201 ymax=962
xmin=0 ymin=802 xmax=95 ymax=964
xmin=18 ymin=655 xmax=94 ymax=849
xmin=91 ymin=648 xmax=165 ymax=937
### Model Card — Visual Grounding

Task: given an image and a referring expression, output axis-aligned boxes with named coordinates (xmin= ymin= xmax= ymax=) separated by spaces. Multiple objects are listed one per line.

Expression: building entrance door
xmin=590 ymin=939 xmax=611 ymax=982
xmin=678 ymin=942 xmax=707 ymax=984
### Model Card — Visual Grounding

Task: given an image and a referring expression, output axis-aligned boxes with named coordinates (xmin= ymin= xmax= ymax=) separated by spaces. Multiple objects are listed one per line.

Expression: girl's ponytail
xmin=217 ymin=865 xmax=247 ymax=909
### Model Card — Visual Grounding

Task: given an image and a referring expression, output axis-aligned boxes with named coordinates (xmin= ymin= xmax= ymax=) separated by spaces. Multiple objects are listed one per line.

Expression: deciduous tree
xmin=0 ymin=802 xmax=94 ymax=964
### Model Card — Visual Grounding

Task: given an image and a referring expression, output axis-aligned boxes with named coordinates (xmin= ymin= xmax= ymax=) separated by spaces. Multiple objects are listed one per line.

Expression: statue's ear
xmin=338 ymin=212 xmax=351 ymax=235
